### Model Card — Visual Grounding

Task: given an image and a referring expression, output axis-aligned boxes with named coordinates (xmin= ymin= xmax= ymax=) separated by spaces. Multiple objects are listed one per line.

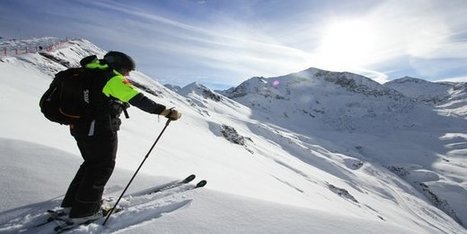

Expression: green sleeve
xmin=102 ymin=75 xmax=140 ymax=102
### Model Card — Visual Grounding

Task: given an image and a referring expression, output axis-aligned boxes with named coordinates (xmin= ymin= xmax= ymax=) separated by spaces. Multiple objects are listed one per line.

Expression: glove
xmin=160 ymin=108 xmax=181 ymax=121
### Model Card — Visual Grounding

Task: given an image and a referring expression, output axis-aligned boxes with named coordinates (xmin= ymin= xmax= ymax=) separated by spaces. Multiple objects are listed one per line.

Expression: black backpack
xmin=39 ymin=67 xmax=95 ymax=125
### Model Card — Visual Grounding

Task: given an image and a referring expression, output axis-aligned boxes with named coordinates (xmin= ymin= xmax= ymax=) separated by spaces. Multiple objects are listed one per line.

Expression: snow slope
xmin=0 ymin=38 xmax=466 ymax=233
xmin=220 ymin=67 xmax=467 ymax=229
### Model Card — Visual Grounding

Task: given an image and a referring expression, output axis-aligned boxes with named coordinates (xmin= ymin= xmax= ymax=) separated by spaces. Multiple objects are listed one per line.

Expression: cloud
xmin=436 ymin=76 xmax=467 ymax=83
xmin=5 ymin=0 xmax=466 ymax=87
xmin=81 ymin=0 xmax=315 ymax=78
xmin=301 ymin=0 xmax=467 ymax=82
xmin=365 ymin=0 xmax=467 ymax=60
xmin=53 ymin=0 xmax=467 ymax=85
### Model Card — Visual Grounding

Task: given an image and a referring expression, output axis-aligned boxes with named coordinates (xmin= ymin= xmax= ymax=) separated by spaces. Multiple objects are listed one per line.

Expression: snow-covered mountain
xmin=0 ymin=38 xmax=466 ymax=233
xmin=217 ymin=67 xmax=467 ymax=228
xmin=385 ymin=77 xmax=452 ymax=103
xmin=385 ymin=76 xmax=467 ymax=118
xmin=220 ymin=67 xmax=418 ymax=133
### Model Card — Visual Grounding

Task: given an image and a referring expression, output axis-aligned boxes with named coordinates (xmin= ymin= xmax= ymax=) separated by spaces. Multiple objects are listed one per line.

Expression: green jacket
xmin=85 ymin=60 xmax=139 ymax=102
xmin=71 ymin=58 xmax=166 ymax=137
xmin=85 ymin=58 xmax=165 ymax=115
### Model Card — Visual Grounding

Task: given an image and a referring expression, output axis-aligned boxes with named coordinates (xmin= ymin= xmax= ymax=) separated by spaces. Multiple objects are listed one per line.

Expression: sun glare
xmin=317 ymin=20 xmax=377 ymax=69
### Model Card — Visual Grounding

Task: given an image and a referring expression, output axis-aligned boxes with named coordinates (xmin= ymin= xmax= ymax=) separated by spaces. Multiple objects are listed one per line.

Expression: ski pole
xmin=103 ymin=119 xmax=172 ymax=225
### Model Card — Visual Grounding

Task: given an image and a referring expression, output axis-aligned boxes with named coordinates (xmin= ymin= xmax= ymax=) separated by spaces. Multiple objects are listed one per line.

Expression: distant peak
xmin=182 ymin=82 xmax=208 ymax=91
xmin=302 ymin=67 xmax=324 ymax=73
xmin=388 ymin=77 xmax=429 ymax=84
xmin=164 ymin=84 xmax=182 ymax=92
xmin=178 ymin=81 xmax=223 ymax=101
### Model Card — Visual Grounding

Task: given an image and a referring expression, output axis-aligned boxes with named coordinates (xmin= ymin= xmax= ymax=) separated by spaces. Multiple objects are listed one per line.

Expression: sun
xmin=317 ymin=19 xmax=377 ymax=69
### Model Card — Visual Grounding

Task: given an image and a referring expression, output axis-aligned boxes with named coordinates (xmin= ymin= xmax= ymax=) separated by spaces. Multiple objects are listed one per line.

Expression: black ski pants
xmin=61 ymin=132 xmax=117 ymax=218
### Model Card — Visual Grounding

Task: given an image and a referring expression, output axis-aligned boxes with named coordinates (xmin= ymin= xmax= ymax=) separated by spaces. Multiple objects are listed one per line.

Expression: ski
xmin=32 ymin=174 xmax=197 ymax=229
xmin=53 ymin=206 xmax=126 ymax=233
xmin=31 ymin=209 xmax=68 ymax=228
xmin=195 ymin=180 xmax=207 ymax=188
xmin=53 ymin=178 xmax=207 ymax=233
xmin=54 ymin=217 xmax=99 ymax=233
xmin=128 ymin=174 xmax=196 ymax=197
xmin=102 ymin=174 xmax=199 ymax=218
xmin=106 ymin=178 xmax=208 ymax=212
xmin=103 ymin=174 xmax=197 ymax=209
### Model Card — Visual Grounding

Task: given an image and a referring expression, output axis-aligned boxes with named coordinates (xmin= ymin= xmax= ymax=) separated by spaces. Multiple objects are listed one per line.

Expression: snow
xmin=385 ymin=76 xmax=467 ymax=119
xmin=385 ymin=76 xmax=452 ymax=101
xmin=0 ymin=38 xmax=466 ymax=233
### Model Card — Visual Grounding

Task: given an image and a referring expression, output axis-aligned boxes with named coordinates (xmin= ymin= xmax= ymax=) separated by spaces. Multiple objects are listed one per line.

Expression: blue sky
xmin=1 ymin=0 xmax=467 ymax=89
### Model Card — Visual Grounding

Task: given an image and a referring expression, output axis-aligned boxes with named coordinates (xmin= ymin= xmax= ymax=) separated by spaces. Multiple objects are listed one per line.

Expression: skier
xmin=60 ymin=51 xmax=181 ymax=222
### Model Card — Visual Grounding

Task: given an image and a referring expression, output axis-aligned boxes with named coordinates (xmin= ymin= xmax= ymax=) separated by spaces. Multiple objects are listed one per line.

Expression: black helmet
xmin=103 ymin=51 xmax=135 ymax=74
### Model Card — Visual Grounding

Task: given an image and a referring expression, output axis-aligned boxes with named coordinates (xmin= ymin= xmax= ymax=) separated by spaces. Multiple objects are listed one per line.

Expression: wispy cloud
xmin=436 ymin=75 xmax=467 ymax=83
xmin=83 ymin=0 xmax=314 ymax=78
xmin=2 ymin=0 xmax=466 ymax=87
